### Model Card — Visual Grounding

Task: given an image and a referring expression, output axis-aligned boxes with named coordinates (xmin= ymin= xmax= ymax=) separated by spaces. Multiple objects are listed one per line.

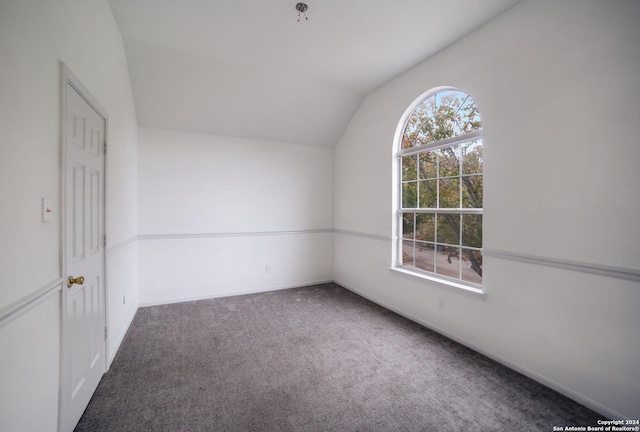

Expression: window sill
xmin=389 ymin=266 xmax=486 ymax=299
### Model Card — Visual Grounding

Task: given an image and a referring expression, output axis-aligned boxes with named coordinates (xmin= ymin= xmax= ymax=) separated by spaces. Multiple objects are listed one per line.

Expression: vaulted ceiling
xmin=108 ymin=0 xmax=520 ymax=147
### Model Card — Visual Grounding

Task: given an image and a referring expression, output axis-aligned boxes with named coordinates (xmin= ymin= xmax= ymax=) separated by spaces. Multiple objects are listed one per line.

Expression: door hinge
xmin=103 ymin=141 xmax=107 ymax=155
xmin=104 ymin=327 xmax=107 ymax=341
xmin=103 ymin=234 xmax=107 ymax=248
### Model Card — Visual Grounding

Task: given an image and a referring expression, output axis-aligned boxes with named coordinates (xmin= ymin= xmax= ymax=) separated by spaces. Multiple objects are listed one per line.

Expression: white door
xmin=60 ymin=77 xmax=107 ymax=432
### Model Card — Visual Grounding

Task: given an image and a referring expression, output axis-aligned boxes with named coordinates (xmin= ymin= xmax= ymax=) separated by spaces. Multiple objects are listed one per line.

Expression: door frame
xmin=58 ymin=62 xmax=110 ymax=432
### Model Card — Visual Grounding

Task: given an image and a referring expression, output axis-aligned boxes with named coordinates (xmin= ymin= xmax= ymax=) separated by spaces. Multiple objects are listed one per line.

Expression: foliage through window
xmin=397 ymin=88 xmax=483 ymax=287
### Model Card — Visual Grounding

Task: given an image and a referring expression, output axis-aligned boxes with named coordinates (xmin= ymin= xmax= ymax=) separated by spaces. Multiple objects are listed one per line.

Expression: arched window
xmin=395 ymin=88 xmax=483 ymax=289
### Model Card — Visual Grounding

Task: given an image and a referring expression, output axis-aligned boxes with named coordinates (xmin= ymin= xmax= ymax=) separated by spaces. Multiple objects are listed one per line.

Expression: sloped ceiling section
xmin=108 ymin=0 xmax=520 ymax=147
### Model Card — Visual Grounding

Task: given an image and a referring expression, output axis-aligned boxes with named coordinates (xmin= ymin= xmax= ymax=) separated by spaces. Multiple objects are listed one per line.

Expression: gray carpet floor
xmin=75 ymin=283 xmax=603 ymax=431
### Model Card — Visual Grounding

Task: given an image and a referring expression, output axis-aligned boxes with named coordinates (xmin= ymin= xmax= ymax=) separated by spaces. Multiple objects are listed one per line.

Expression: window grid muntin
xmin=400 ymin=242 xmax=482 ymax=288
xmin=400 ymin=141 xmax=483 ymax=211
xmin=402 ymin=92 xmax=481 ymax=149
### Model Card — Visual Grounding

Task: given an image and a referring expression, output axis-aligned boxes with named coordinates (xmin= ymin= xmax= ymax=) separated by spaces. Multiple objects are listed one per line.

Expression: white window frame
xmin=390 ymin=87 xmax=484 ymax=296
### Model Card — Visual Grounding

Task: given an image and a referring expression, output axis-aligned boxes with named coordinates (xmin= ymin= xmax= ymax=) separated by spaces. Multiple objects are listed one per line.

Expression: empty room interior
xmin=1 ymin=0 xmax=639 ymax=431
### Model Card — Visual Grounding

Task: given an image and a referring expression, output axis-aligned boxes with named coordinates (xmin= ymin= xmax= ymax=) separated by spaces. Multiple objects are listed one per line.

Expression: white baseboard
xmin=138 ymin=279 xmax=334 ymax=308
xmin=107 ymin=305 xmax=138 ymax=369
xmin=335 ymin=279 xmax=626 ymax=420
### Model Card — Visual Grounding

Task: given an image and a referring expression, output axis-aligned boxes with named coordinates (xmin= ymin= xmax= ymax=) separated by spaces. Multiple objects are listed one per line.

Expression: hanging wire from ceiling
xmin=296 ymin=3 xmax=309 ymax=22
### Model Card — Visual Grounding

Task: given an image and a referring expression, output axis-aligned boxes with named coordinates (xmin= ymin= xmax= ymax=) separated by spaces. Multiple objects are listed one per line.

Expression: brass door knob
xmin=67 ymin=275 xmax=85 ymax=288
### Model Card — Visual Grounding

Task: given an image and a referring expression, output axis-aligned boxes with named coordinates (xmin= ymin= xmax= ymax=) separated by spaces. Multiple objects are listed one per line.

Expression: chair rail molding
xmin=138 ymin=229 xmax=334 ymax=240
xmin=483 ymin=249 xmax=640 ymax=283
xmin=0 ymin=278 xmax=63 ymax=329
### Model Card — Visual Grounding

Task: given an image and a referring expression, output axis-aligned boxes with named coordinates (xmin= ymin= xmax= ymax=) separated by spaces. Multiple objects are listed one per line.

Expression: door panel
xmin=72 ymin=163 xmax=85 ymax=261
xmin=90 ymin=169 xmax=100 ymax=254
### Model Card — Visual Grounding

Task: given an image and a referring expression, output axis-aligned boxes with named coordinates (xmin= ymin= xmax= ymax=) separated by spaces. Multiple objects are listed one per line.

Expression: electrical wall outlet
xmin=438 ymin=298 xmax=445 ymax=310
xmin=265 ymin=265 xmax=271 ymax=274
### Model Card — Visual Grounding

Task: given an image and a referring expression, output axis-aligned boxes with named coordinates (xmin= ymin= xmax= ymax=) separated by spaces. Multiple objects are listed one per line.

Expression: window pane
xmin=418 ymin=180 xmax=437 ymax=208
xmin=419 ymin=151 xmax=437 ymax=179
xmin=438 ymin=146 xmax=459 ymax=178
xmin=402 ymin=182 xmax=417 ymax=208
xmin=461 ymin=248 xmax=483 ymax=284
xmin=402 ymin=240 xmax=415 ymax=266
xmin=458 ymin=99 xmax=482 ymax=133
xmin=461 ymin=175 xmax=483 ymax=208
xmin=415 ymin=213 xmax=435 ymax=242
xmin=401 ymin=132 xmax=412 ymax=150
xmin=415 ymin=242 xmax=435 ymax=272
xmin=437 ymin=90 xmax=466 ymax=109
xmin=433 ymin=92 xmax=461 ymax=140
xmin=402 ymin=212 xmax=415 ymax=239
xmin=402 ymin=155 xmax=417 ymax=181
xmin=439 ymin=178 xmax=460 ymax=208
xmin=404 ymin=104 xmax=437 ymax=147
xmin=420 ymin=95 xmax=437 ymax=120
xmin=461 ymin=140 xmax=482 ymax=175
xmin=437 ymin=214 xmax=460 ymax=245
xmin=461 ymin=214 xmax=482 ymax=248
xmin=407 ymin=97 xmax=438 ymax=146
xmin=435 ymin=245 xmax=461 ymax=279
xmin=404 ymin=92 xmax=482 ymax=147
xmin=415 ymin=117 xmax=437 ymax=146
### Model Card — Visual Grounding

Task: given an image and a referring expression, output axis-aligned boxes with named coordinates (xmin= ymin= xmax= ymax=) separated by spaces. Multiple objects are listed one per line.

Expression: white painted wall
xmin=0 ymin=295 xmax=61 ymax=432
xmin=334 ymin=0 xmax=640 ymax=419
xmin=0 ymin=1 xmax=138 ymax=430
xmin=138 ymin=128 xmax=333 ymax=305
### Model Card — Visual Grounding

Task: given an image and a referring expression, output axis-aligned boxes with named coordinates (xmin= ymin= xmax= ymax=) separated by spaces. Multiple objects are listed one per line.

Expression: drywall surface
xmin=0 ymin=0 xmax=139 ymax=430
xmin=0 ymin=295 xmax=60 ymax=432
xmin=107 ymin=239 xmax=139 ymax=360
xmin=334 ymin=0 xmax=640 ymax=419
xmin=138 ymin=128 xmax=334 ymax=304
